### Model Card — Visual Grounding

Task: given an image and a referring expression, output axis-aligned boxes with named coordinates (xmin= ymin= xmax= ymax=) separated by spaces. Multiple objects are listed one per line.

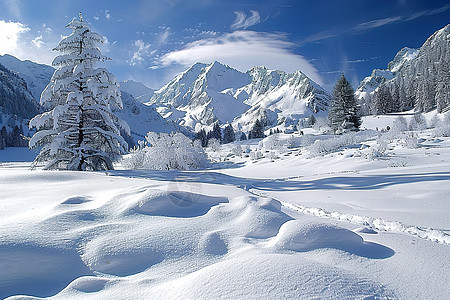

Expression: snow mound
xmin=198 ymin=231 xmax=228 ymax=256
xmin=271 ymin=220 xmax=394 ymax=259
xmin=121 ymin=189 xmax=227 ymax=218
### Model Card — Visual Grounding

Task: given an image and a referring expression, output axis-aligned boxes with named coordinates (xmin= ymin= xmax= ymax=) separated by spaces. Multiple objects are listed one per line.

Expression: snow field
xmin=1 ymin=168 xmax=401 ymax=299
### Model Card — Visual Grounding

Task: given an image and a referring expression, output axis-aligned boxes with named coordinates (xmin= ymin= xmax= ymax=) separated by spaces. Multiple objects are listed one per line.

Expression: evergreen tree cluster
xmin=328 ymin=74 xmax=361 ymax=133
xmin=196 ymin=123 xmax=236 ymax=147
xmin=0 ymin=125 xmax=28 ymax=149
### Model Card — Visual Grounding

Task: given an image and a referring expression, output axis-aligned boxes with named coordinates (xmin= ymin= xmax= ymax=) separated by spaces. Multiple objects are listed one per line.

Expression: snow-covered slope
xmin=0 ymin=54 xmax=54 ymax=102
xmin=0 ymin=62 xmax=40 ymax=121
xmin=1 ymin=115 xmax=449 ymax=298
xmin=119 ymin=80 xmax=154 ymax=103
xmin=148 ymin=61 xmax=330 ymax=132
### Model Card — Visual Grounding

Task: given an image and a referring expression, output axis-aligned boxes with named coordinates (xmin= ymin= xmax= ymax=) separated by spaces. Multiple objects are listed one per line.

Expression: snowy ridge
xmin=149 ymin=61 xmax=330 ymax=132
xmin=119 ymin=80 xmax=154 ymax=102
xmin=250 ymin=189 xmax=450 ymax=245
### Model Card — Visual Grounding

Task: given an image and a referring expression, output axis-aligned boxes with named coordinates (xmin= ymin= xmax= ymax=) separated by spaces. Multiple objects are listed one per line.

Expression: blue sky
xmin=0 ymin=0 xmax=449 ymax=91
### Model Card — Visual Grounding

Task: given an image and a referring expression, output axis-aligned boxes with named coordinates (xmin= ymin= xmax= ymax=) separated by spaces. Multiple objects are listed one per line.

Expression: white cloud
xmin=128 ymin=39 xmax=151 ymax=66
xmin=105 ymin=10 xmax=112 ymax=20
xmin=32 ymin=35 xmax=44 ymax=48
xmin=158 ymin=30 xmax=323 ymax=85
xmin=231 ymin=10 xmax=261 ymax=30
xmin=0 ymin=20 xmax=30 ymax=55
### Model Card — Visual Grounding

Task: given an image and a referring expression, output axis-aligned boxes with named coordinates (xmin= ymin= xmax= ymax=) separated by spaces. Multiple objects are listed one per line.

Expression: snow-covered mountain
xmin=0 ymin=54 xmax=183 ymax=147
xmin=356 ymin=24 xmax=449 ymax=114
xmin=148 ymin=61 xmax=330 ymax=132
xmin=119 ymin=80 xmax=154 ymax=103
xmin=0 ymin=54 xmax=54 ymax=102
xmin=356 ymin=47 xmax=417 ymax=100
xmin=113 ymin=91 xmax=190 ymax=144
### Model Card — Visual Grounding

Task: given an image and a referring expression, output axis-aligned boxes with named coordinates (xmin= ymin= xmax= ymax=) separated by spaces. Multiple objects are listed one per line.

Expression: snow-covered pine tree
xmin=29 ymin=14 xmax=129 ymax=170
xmin=328 ymin=74 xmax=360 ymax=133
xmin=196 ymin=128 xmax=208 ymax=147
xmin=373 ymin=84 xmax=392 ymax=115
xmin=222 ymin=124 xmax=235 ymax=144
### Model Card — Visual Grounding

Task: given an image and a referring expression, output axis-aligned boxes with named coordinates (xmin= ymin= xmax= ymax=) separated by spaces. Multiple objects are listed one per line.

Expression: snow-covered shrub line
xmin=121 ymin=132 xmax=208 ymax=170
xmin=307 ymin=131 xmax=377 ymax=157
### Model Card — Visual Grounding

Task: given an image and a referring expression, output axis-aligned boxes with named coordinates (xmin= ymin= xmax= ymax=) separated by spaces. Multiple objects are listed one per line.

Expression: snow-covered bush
xmin=260 ymin=134 xmax=284 ymax=151
xmin=121 ymin=132 xmax=208 ymax=170
xmin=391 ymin=116 xmax=408 ymax=132
xmin=231 ymin=145 xmax=243 ymax=156
xmin=207 ymin=138 xmax=221 ymax=152
xmin=299 ymin=134 xmax=315 ymax=147
xmin=402 ymin=132 xmax=419 ymax=149
xmin=429 ymin=114 xmax=440 ymax=128
xmin=312 ymin=116 xmax=330 ymax=132
xmin=250 ymin=150 xmax=263 ymax=161
xmin=409 ymin=112 xmax=427 ymax=131
xmin=433 ymin=113 xmax=450 ymax=137
xmin=285 ymin=135 xmax=296 ymax=149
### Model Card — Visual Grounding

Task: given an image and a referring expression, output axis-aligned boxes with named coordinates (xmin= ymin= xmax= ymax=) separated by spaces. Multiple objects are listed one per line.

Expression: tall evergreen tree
xmin=239 ymin=132 xmax=247 ymax=141
xmin=196 ymin=128 xmax=208 ymax=147
xmin=248 ymin=119 xmax=264 ymax=139
xmin=328 ymin=74 xmax=360 ymax=133
xmin=222 ymin=124 xmax=235 ymax=144
xmin=29 ymin=14 xmax=129 ymax=170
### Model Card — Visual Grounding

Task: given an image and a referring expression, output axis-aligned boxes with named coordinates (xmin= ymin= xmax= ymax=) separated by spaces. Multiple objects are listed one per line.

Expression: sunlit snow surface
xmin=1 ymin=115 xmax=449 ymax=299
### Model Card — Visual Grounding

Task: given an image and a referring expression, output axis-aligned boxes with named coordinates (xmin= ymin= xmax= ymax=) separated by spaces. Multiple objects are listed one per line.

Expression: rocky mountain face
xmin=357 ymin=24 xmax=450 ymax=114
xmin=148 ymin=61 xmax=330 ymax=132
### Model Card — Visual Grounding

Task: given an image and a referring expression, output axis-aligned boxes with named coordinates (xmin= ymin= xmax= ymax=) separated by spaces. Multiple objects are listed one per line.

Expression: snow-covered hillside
xmin=1 ymin=113 xmax=449 ymax=299
xmin=148 ymin=61 xmax=330 ymax=132
xmin=119 ymin=80 xmax=154 ymax=103
xmin=0 ymin=54 xmax=54 ymax=102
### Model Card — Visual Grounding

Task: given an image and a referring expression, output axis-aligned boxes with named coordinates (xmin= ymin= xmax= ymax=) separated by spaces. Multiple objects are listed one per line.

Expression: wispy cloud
xmin=157 ymin=30 xmax=323 ymax=85
xmin=302 ymin=4 xmax=450 ymax=44
xmin=128 ymin=39 xmax=151 ymax=66
xmin=231 ymin=10 xmax=261 ymax=30
xmin=353 ymin=16 xmax=402 ymax=32
xmin=346 ymin=56 xmax=380 ymax=64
